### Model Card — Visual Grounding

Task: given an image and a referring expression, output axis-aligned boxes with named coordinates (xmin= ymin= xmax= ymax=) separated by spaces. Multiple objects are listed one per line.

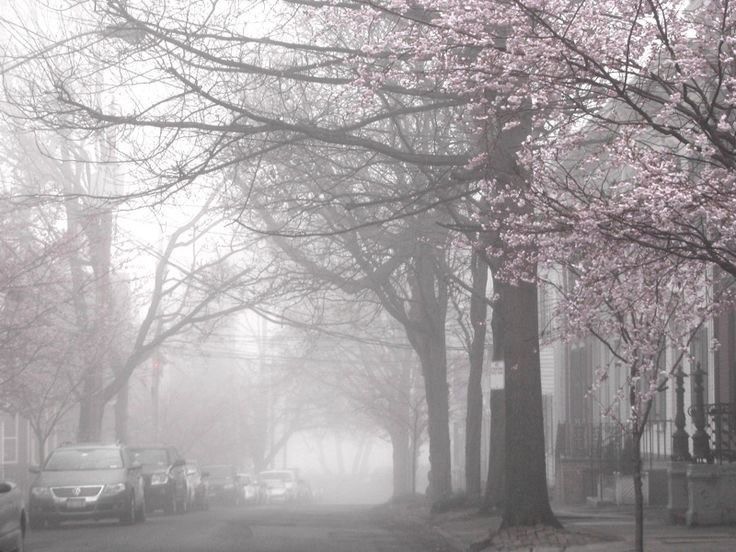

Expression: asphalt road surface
xmin=26 ymin=503 xmax=455 ymax=552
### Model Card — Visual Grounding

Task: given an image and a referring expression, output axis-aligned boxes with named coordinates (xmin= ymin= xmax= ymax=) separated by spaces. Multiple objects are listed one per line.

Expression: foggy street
xmin=25 ymin=504 xmax=455 ymax=552
xmin=3 ymin=2 xmax=736 ymax=552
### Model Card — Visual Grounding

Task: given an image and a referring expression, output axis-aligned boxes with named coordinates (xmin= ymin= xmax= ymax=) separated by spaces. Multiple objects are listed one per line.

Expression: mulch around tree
xmin=477 ymin=523 xmax=618 ymax=551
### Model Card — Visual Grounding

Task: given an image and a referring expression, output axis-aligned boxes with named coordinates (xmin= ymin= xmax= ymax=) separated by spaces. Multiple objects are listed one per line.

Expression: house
xmin=546 ymin=270 xmax=736 ymax=523
xmin=0 ymin=412 xmax=71 ymax=493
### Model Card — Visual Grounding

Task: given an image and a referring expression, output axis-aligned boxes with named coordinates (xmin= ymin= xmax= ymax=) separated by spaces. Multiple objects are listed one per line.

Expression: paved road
xmin=26 ymin=503 xmax=455 ymax=552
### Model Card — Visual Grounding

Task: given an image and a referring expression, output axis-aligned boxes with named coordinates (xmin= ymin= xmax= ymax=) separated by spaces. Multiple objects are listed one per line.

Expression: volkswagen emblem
xmin=73 ymin=487 xmax=82 ymax=496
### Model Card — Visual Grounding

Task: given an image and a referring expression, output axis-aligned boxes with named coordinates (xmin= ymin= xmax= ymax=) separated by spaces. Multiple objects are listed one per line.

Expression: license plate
xmin=66 ymin=498 xmax=86 ymax=509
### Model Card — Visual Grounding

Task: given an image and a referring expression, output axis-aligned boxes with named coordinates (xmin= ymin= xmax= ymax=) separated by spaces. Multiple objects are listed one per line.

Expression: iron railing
xmin=703 ymin=403 xmax=736 ymax=463
xmin=555 ymin=419 xmax=672 ymax=472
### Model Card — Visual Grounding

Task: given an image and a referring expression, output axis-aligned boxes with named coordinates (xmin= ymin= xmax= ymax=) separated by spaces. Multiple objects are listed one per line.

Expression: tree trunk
xmin=412 ymin=334 xmax=452 ymax=502
xmin=34 ymin=429 xmax=47 ymax=466
xmin=633 ymin=430 xmax=644 ymax=552
xmin=466 ymin=250 xmax=488 ymax=498
xmin=115 ymin=382 xmax=129 ymax=443
xmin=483 ymin=388 xmax=505 ymax=511
xmin=76 ymin=208 xmax=115 ymax=444
xmin=496 ymin=280 xmax=559 ymax=528
xmin=390 ymin=427 xmax=413 ymax=498
xmin=77 ymin=386 xmax=105 ymax=442
xmin=404 ymin=241 xmax=452 ymax=503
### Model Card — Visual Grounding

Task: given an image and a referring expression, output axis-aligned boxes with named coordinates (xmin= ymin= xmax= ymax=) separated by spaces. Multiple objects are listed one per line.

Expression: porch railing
xmin=555 ymin=418 xmax=672 ymax=471
xmin=702 ymin=403 xmax=736 ymax=463
xmin=677 ymin=364 xmax=736 ymax=464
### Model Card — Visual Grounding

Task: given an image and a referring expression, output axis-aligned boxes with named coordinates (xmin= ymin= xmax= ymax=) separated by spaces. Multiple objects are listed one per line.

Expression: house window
xmin=2 ymin=414 xmax=18 ymax=464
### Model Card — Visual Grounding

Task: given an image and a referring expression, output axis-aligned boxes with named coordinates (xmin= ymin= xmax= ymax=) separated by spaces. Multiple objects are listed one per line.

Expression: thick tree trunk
xmin=496 ymin=280 xmax=559 ymax=528
xmin=466 ymin=251 xmax=488 ymax=498
xmin=390 ymin=427 xmax=413 ymax=498
xmin=77 ymin=386 xmax=105 ymax=442
xmin=114 ymin=382 xmax=129 ymax=443
xmin=417 ymin=342 xmax=452 ymax=502
xmin=405 ymin=241 xmax=452 ymax=503
xmin=77 ymin=208 xmax=115 ymax=445
xmin=483 ymin=388 xmax=506 ymax=511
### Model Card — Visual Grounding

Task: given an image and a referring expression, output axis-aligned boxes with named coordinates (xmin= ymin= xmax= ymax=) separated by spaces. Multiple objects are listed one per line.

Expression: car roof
xmin=56 ymin=442 xmax=123 ymax=450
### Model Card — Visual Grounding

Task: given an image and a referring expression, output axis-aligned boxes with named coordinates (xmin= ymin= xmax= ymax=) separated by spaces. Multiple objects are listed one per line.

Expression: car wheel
xmin=175 ymin=497 xmax=187 ymax=514
xmin=120 ymin=492 xmax=136 ymax=525
xmin=14 ymin=515 xmax=26 ymax=552
xmin=135 ymin=497 xmax=146 ymax=523
xmin=164 ymin=494 xmax=175 ymax=515
xmin=46 ymin=518 xmax=60 ymax=529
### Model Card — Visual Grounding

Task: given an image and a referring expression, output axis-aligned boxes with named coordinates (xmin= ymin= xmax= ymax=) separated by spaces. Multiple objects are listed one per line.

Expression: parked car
xmin=258 ymin=470 xmax=299 ymax=503
xmin=202 ymin=465 xmax=241 ymax=505
xmin=260 ymin=477 xmax=288 ymax=503
xmin=129 ymin=445 xmax=188 ymax=514
xmin=185 ymin=462 xmax=208 ymax=511
xmin=295 ymin=478 xmax=313 ymax=503
xmin=236 ymin=473 xmax=259 ymax=504
xmin=0 ymin=481 xmax=26 ymax=551
xmin=28 ymin=443 xmax=145 ymax=528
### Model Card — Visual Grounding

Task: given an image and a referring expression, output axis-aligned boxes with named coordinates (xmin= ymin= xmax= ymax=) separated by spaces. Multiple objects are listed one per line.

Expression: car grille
xmin=51 ymin=486 xmax=103 ymax=498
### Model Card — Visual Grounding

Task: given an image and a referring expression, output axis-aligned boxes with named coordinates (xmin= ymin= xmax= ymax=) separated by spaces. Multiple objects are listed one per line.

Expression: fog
xmin=6 ymin=0 xmax=725 ymax=550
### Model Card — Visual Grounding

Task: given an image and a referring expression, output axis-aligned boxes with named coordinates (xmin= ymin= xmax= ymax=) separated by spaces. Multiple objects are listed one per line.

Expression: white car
xmin=258 ymin=470 xmax=298 ymax=503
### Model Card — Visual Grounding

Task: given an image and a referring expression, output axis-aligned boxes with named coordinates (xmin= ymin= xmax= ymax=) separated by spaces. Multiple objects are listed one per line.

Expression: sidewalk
xmin=390 ymin=500 xmax=736 ymax=551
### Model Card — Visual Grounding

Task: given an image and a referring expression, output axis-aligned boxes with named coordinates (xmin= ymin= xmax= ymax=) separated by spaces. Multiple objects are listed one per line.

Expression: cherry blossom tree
xmin=354 ymin=0 xmax=735 ymax=530
xmin=370 ymin=0 xmax=735 ymax=275
xmin=540 ymin=236 xmax=728 ymax=551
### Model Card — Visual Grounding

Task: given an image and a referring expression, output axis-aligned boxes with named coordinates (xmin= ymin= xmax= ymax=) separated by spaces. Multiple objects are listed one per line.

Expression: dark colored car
xmin=28 ymin=443 xmax=145 ymax=528
xmin=202 ymin=465 xmax=241 ymax=505
xmin=129 ymin=445 xmax=187 ymax=514
xmin=0 ymin=481 xmax=26 ymax=551
xmin=184 ymin=463 xmax=208 ymax=511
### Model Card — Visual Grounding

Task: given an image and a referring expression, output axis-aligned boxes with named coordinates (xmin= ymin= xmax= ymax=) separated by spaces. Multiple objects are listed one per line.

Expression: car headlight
xmin=151 ymin=473 xmax=169 ymax=485
xmin=101 ymin=483 xmax=126 ymax=496
xmin=30 ymin=486 xmax=51 ymax=498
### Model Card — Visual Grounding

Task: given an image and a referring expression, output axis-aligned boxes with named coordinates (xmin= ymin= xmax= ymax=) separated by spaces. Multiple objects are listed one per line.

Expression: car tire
xmin=14 ymin=514 xmax=26 ymax=552
xmin=120 ymin=492 xmax=136 ymax=525
xmin=175 ymin=497 xmax=187 ymax=514
xmin=135 ymin=497 xmax=146 ymax=523
xmin=164 ymin=494 xmax=175 ymax=515
xmin=46 ymin=518 xmax=59 ymax=529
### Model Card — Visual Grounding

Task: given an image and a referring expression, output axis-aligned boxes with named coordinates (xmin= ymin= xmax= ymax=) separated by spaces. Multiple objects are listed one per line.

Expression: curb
xmin=431 ymin=524 xmax=469 ymax=551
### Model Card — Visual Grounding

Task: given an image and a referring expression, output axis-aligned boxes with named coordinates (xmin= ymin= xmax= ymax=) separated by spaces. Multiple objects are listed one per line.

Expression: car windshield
xmin=259 ymin=471 xmax=293 ymax=482
xmin=205 ymin=466 xmax=233 ymax=478
xmin=262 ymin=478 xmax=285 ymax=488
xmin=130 ymin=448 xmax=169 ymax=467
xmin=44 ymin=448 xmax=123 ymax=471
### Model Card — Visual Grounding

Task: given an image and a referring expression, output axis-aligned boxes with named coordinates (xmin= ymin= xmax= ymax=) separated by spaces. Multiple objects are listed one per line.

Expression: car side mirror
xmin=0 ymin=482 xmax=12 ymax=493
xmin=28 ymin=465 xmax=41 ymax=474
